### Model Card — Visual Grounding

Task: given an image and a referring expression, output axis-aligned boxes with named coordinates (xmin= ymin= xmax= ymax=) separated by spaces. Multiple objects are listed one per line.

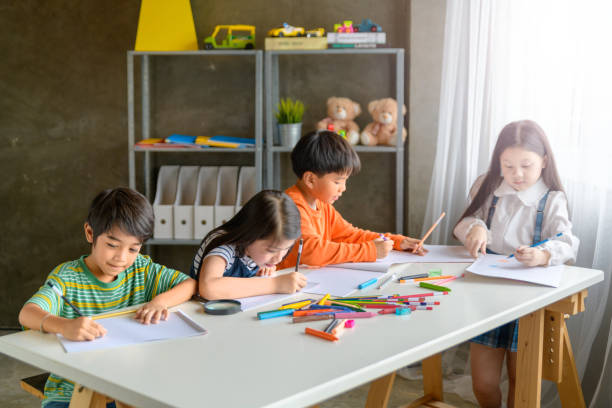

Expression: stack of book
xmin=327 ymin=32 xmax=386 ymax=48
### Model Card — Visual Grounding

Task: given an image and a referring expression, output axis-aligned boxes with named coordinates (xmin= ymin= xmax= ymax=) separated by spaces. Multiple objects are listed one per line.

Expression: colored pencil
xmin=413 ymin=212 xmax=445 ymax=253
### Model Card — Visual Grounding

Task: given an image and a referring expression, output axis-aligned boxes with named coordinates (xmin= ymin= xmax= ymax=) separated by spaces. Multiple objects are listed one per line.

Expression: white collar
xmin=494 ymin=178 xmax=549 ymax=206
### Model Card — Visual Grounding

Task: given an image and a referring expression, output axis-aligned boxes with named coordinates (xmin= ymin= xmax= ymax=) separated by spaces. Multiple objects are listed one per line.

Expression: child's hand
xmin=465 ymin=225 xmax=488 ymax=257
xmin=374 ymin=238 xmax=394 ymax=259
xmin=514 ymin=247 xmax=551 ymax=267
xmin=256 ymin=266 xmax=276 ymax=277
xmin=62 ymin=317 xmax=107 ymax=341
xmin=274 ymin=272 xmax=307 ymax=293
xmin=399 ymin=237 xmax=428 ymax=255
xmin=135 ymin=300 xmax=168 ymax=325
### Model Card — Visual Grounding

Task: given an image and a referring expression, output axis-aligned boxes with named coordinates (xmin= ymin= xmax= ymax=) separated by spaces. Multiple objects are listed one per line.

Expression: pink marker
xmin=345 ymin=319 xmax=356 ymax=328
xmin=431 ymin=274 xmax=464 ymax=286
xmin=334 ymin=312 xmax=376 ymax=319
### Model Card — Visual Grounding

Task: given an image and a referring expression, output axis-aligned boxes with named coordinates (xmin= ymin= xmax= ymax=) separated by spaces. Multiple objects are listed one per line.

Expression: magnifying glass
xmin=203 ymin=299 xmax=242 ymax=315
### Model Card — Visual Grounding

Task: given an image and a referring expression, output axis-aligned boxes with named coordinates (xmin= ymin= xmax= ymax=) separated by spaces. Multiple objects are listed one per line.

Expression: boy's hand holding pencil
xmin=399 ymin=237 xmax=428 ymax=255
xmin=61 ymin=317 xmax=107 ymax=341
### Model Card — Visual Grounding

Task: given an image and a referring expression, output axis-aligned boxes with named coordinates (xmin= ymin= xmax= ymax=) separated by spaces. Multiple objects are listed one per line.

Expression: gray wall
xmin=0 ymin=1 xmax=445 ymax=326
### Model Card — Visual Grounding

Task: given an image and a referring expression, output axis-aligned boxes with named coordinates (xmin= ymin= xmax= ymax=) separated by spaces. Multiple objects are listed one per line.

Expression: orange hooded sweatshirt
xmin=277 ymin=185 xmax=406 ymax=269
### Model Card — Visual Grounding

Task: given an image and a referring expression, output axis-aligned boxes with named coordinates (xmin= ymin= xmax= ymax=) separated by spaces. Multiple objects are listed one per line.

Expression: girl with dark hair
xmin=454 ymin=120 xmax=579 ymax=408
xmin=190 ymin=190 xmax=306 ymax=300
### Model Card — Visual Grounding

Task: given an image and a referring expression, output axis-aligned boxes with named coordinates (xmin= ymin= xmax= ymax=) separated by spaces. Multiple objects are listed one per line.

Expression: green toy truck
xmin=204 ymin=25 xmax=255 ymax=49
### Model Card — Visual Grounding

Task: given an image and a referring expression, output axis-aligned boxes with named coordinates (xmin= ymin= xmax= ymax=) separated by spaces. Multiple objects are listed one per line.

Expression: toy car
xmin=204 ymin=25 xmax=255 ymax=49
xmin=333 ymin=20 xmax=355 ymax=33
xmin=356 ymin=18 xmax=382 ymax=32
xmin=267 ymin=23 xmax=305 ymax=37
xmin=305 ymin=27 xmax=325 ymax=37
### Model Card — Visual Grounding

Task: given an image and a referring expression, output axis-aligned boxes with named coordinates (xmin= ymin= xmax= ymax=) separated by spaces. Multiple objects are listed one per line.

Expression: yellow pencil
xmin=279 ymin=300 xmax=312 ymax=310
xmin=318 ymin=293 xmax=330 ymax=305
xmin=91 ymin=309 xmax=137 ymax=320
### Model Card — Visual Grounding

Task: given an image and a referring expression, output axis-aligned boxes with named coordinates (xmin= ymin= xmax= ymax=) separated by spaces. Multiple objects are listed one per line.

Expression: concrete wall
xmin=408 ymin=0 xmax=446 ymax=237
xmin=0 ymin=1 xmax=445 ymax=326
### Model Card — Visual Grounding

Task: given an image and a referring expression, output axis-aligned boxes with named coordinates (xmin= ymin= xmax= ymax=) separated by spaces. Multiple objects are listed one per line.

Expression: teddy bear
xmin=316 ymin=97 xmax=361 ymax=145
xmin=360 ymin=98 xmax=407 ymax=146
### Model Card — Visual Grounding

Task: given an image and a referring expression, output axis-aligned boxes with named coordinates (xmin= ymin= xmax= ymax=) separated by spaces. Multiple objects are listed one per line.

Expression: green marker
xmin=419 ymin=282 xmax=451 ymax=292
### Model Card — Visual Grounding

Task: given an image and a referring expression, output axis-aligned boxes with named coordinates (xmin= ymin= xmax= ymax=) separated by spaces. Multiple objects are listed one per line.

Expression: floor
xmin=1 ymin=331 xmax=477 ymax=408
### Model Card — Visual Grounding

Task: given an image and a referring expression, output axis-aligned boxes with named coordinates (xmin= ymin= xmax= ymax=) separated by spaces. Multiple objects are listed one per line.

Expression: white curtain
xmin=424 ymin=1 xmax=612 ymax=406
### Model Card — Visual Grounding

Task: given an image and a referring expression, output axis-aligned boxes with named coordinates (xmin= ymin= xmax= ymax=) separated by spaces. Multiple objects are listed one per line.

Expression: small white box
xmin=153 ymin=165 xmax=180 ymax=239
xmin=235 ymin=166 xmax=257 ymax=214
xmin=214 ymin=166 xmax=239 ymax=227
xmin=173 ymin=166 xmax=199 ymax=239
xmin=194 ymin=166 xmax=219 ymax=240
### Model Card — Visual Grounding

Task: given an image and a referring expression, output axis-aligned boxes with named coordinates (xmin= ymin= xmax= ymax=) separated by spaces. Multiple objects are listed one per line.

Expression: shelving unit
xmin=264 ymin=48 xmax=405 ymax=234
xmin=127 ymin=50 xmax=263 ymax=245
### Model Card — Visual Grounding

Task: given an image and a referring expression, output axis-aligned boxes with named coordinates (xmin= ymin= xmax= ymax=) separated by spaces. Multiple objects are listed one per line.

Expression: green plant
xmin=275 ymin=98 xmax=305 ymax=124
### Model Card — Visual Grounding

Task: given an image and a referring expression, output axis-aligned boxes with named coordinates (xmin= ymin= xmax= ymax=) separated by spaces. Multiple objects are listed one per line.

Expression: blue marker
xmin=257 ymin=309 xmax=293 ymax=320
xmin=358 ymin=277 xmax=378 ymax=290
xmin=508 ymin=232 xmax=563 ymax=258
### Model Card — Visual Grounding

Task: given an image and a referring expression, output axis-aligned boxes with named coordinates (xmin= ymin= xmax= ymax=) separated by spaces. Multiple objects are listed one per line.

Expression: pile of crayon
xmin=256 ymin=291 xmax=448 ymax=342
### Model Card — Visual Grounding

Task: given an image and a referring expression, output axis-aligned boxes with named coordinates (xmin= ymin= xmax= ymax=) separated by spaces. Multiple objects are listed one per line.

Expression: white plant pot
xmin=278 ymin=123 xmax=302 ymax=147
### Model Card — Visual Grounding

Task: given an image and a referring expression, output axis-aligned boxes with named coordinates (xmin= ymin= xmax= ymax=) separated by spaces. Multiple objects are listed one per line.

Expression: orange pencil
xmin=413 ymin=275 xmax=453 ymax=282
xmin=305 ymin=327 xmax=339 ymax=342
xmin=413 ymin=212 xmax=446 ymax=253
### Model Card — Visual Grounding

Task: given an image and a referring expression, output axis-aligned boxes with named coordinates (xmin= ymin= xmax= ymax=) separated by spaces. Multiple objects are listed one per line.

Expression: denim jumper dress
xmin=471 ymin=190 xmax=550 ymax=351
xmin=190 ymin=245 xmax=259 ymax=280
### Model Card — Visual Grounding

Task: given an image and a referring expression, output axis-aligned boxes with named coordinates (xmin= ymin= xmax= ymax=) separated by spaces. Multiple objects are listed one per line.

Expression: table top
xmin=0 ymin=263 xmax=603 ymax=408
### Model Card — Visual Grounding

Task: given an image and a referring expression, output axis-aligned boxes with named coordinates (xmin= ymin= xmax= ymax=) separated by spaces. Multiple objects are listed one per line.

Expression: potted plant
xmin=275 ymin=98 xmax=305 ymax=147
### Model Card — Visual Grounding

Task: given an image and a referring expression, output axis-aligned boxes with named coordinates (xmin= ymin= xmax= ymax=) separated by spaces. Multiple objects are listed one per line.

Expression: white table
xmin=0 ymin=263 xmax=602 ymax=408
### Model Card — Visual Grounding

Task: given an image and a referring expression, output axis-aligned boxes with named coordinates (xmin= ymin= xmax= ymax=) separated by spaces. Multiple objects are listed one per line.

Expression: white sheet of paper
xmin=58 ymin=310 xmax=207 ymax=353
xmin=329 ymin=246 xmax=475 ymax=272
xmin=302 ymin=267 xmax=383 ymax=296
xmin=466 ymin=254 xmax=563 ymax=287
xmin=236 ymin=281 xmax=320 ymax=311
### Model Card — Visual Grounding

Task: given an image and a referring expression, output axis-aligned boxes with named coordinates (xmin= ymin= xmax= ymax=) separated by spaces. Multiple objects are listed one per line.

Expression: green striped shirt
xmin=26 ymin=254 xmax=189 ymax=407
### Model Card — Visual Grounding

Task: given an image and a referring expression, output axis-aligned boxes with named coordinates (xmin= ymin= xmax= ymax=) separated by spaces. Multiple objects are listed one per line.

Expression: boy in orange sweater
xmin=277 ymin=130 xmax=425 ymax=270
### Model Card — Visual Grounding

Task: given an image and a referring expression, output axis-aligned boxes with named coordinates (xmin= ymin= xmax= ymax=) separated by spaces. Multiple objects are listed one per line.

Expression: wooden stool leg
xmin=515 ymin=309 xmax=545 ymax=408
xmin=69 ymin=384 xmax=107 ymax=408
xmin=557 ymin=327 xmax=586 ymax=408
xmin=365 ymin=371 xmax=397 ymax=408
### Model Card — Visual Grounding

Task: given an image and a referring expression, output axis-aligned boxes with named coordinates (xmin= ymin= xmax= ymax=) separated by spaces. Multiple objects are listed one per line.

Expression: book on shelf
xmin=327 ymin=32 xmax=386 ymax=45
xmin=330 ymin=43 xmax=378 ymax=48
xmin=265 ymin=37 xmax=327 ymax=50
xmin=135 ymin=135 xmax=255 ymax=149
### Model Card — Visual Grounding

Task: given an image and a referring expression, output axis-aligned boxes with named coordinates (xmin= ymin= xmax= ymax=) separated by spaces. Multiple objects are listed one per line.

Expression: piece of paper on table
xmin=236 ymin=281 xmax=319 ymax=311
xmin=302 ymin=267 xmax=382 ymax=296
xmin=329 ymin=246 xmax=475 ymax=272
xmin=58 ymin=310 xmax=206 ymax=353
xmin=466 ymin=254 xmax=563 ymax=287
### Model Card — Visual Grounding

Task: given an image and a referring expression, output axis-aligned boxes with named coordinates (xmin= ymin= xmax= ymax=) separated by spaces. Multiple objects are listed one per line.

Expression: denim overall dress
xmin=471 ymin=190 xmax=550 ymax=351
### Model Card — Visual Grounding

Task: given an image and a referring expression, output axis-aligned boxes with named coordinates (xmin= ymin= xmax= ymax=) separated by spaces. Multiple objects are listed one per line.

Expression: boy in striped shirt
xmin=18 ymin=187 xmax=196 ymax=408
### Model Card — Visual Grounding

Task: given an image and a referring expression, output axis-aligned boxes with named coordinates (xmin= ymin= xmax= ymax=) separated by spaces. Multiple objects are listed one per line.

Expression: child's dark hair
xmin=199 ymin=190 xmax=301 ymax=259
xmin=455 ymin=120 xmax=564 ymax=227
xmin=86 ymin=187 xmax=154 ymax=244
xmin=291 ymin=130 xmax=361 ymax=178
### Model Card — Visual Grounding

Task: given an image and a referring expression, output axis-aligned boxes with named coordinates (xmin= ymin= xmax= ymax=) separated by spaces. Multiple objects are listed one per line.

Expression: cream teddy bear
xmin=316 ymin=97 xmax=361 ymax=145
xmin=360 ymin=98 xmax=407 ymax=146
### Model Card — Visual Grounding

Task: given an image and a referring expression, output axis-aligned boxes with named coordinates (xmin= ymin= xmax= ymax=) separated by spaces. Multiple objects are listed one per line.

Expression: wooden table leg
xmin=422 ymin=353 xmax=443 ymax=401
xmin=365 ymin=371 xmax=397 ymax=408
xmin=515 ymin=309 xmax=545 ymax=408
xmin=557 ymin=326 xmax=586 ymax=408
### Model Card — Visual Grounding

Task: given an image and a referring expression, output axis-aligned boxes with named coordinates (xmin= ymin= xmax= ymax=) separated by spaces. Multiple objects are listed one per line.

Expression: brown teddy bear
xmin=360 ymin=98 xmax=407 ymax=146
xmin=316 ymin=97 xmax=361 ymax=145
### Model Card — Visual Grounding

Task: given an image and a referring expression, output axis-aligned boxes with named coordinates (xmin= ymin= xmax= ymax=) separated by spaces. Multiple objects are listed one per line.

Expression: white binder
xmin=194 ymin=166 xmax=219 ymax=239
xmin=173 ymin=166 xmax=199 ymax=239
xmin=153 ymin=165 xmax=180 ymax=239
xmin=235 ymin=166 xmax=257 ymax=213
xmin=214 ymin=166 xmax=239 ymax=227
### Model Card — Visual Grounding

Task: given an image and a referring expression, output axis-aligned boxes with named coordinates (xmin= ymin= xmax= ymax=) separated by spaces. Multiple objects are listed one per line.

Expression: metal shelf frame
xmin=127 ymin=51 xmax=263 ymax=245
xmin=127 ymin=50 xmax=264 ymax=200
xmin=264 ymin=48 xmax=405 ymax=234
